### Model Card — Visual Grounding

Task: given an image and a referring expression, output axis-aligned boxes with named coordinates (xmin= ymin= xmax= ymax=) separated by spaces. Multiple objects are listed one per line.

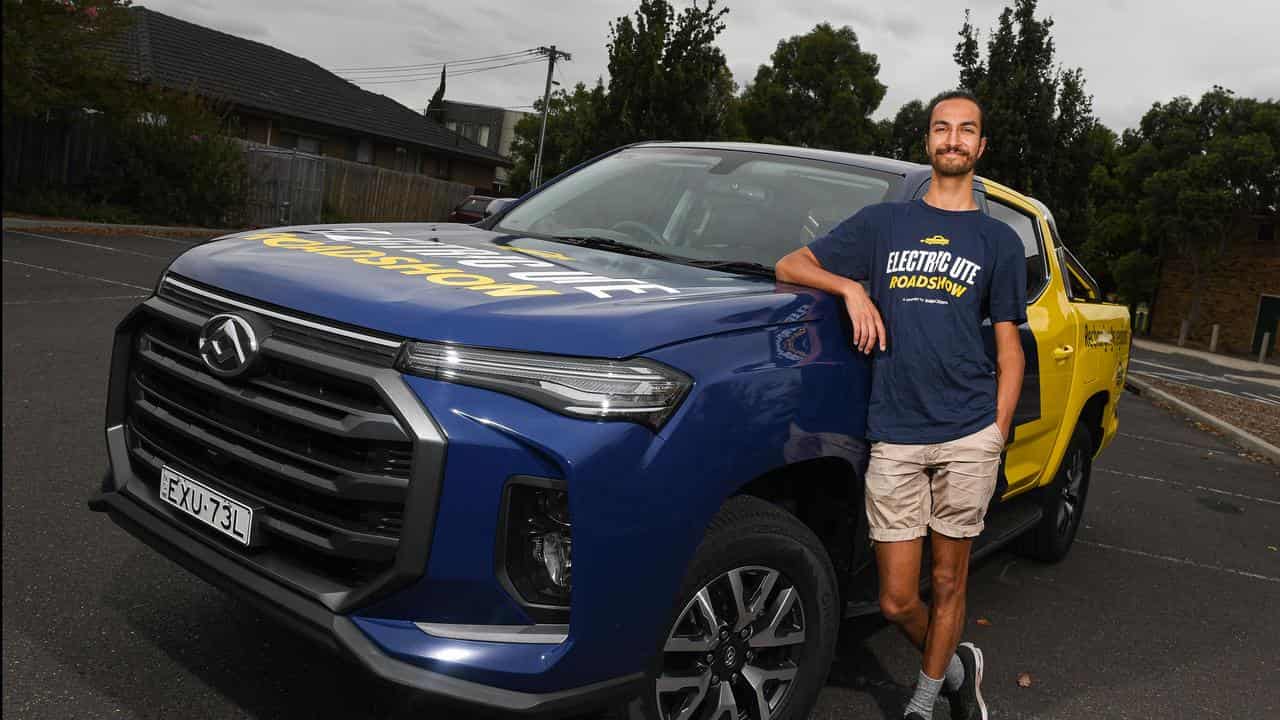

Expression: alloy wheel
xmin=656 ymin=565 xmax=805 ymax=720
xmin=1056 ymin=446 xmax=1086 ymax=537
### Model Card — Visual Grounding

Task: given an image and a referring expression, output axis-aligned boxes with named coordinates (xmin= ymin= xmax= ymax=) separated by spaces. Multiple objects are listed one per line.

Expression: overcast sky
xmin=146 ymin=0 xmax=1278 ymax=133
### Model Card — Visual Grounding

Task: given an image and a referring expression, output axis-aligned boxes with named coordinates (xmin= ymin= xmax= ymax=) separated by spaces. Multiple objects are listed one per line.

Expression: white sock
xmin=904 ymin=670 xmax=944 ymax=718
xmin=944 ymin=652 xmax=965 ymax=691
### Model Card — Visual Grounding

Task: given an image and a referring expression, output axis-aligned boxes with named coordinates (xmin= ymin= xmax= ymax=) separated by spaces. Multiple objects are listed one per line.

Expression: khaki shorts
xmin=865 ymin=422 xmax=1004 ymax=542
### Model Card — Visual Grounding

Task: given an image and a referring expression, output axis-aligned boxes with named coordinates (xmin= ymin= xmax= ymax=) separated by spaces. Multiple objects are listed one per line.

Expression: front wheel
xmin=1018 ymin=422 xmax=1093 ymax=562
xmin=636 ymin=495 xmax=840 ymax=720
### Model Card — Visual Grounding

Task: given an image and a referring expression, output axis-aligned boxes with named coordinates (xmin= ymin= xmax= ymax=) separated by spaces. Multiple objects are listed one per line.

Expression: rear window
xmin=987 ymin=199 xmax=1049 ymax=301
xmin=461 ymin=197 xmax=491 ymax=213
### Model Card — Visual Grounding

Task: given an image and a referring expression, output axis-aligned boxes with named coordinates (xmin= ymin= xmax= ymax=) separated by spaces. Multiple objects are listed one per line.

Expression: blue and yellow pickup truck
xmin=90 ymin=142 xmax=1131 ymax=719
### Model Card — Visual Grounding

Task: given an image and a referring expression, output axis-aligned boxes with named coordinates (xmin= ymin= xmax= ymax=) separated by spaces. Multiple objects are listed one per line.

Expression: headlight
xmin=397 ymin=342 xmax=691 ymax=430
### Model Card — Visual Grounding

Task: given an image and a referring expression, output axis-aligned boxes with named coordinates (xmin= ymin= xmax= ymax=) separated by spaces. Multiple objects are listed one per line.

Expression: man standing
xmin=775 ymin=90 xmax=1026 ymax=720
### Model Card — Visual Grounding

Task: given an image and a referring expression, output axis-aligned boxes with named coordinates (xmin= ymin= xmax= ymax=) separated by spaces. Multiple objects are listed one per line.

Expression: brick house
xmin=1150 ymin=217 xmax=1280 ymax=356
xmin=436 ymin=101 xmax=530 ymax=194
xmin=109 ymin=7 xmax=507 ymax=187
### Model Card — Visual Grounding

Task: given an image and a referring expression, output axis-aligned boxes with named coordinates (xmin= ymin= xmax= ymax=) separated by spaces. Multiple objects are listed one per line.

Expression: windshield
xmin=497 ymin=147 xmax=901 ymax=268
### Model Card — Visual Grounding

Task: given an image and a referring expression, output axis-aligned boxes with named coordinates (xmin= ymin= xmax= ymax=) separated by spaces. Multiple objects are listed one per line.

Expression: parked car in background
xmin=448 ymin=194 xmax=496 ymax=223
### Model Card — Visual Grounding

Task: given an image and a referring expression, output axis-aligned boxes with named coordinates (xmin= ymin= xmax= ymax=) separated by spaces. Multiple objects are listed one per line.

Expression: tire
xmin=1018 ymin=422 xmax=1093 ymax=562
xmin=632 ymin=495 xmax=840 ymax=720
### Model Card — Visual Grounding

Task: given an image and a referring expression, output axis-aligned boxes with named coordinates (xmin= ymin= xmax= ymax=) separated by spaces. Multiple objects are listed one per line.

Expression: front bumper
xmin=89 ymin=474 xmax=642 ymax=716
xmin=89 ymin=285 xmax=645 ymax=715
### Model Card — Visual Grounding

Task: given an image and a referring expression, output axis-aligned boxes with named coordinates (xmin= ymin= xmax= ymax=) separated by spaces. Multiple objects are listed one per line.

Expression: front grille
xmin=123 ymin=276 xmax=418 ymax=595
xmin=158 ymin=276 xmax=403 ymax=367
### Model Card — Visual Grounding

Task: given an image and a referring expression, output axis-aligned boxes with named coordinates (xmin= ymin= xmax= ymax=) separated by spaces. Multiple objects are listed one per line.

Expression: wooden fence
xmin=2 ymin=114 xmax=115 ymax=190
xmin=238 ymin=141 xmax=474 ymax=226
xmin=320 ymin=156 xmax=473 ymax=224
xmin=5 ymin=116 xmax=476 ymax=226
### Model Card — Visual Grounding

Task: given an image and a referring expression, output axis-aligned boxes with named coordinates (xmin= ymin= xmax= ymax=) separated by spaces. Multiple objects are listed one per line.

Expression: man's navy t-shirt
xmin=808 ymin=199 xmax=1027 ymax=444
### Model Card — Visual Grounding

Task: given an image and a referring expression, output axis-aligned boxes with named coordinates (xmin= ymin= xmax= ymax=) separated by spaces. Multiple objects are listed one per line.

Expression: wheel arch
xmin=1077 ymin=390 xmax=1110 ymax=456
xmin=733 ymin=456 xmax=866 ymax=603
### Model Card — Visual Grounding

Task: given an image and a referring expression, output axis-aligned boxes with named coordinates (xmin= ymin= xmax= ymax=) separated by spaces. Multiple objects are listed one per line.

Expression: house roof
xmin=111 ymin=7 xmax=506 ymax=166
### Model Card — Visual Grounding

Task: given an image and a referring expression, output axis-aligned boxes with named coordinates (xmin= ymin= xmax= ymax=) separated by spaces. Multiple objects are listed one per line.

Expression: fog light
xmin=502 ymin=481 xmax=572 ymax=610
xmin=533 ymin=530 xmax=572 ymax=590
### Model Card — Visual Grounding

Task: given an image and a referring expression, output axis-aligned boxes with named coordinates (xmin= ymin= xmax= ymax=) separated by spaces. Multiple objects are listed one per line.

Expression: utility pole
xmin=531 ymin=45 xmax=571 ymax=189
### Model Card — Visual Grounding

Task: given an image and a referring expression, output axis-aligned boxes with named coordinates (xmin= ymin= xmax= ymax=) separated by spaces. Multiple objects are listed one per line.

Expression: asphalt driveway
xmin=4 ymin=228 xmax=1278 ymax=719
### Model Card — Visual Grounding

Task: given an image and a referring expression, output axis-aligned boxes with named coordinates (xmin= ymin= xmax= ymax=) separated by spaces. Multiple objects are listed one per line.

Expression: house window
xmin=297 ymin=136 xmax=321 ymax=154
xmin=356 ymin=139 xmax=372 ymax=163
xmin=477 ymin=125 xmax=491 ymax=147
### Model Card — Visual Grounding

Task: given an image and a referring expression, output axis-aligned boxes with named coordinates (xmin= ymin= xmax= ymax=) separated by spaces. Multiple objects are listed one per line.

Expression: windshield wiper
xmin=544 ymin=235 xmax=775 ymax=277
xmin=684 ymin=260 xmax=776 ymax=278
xmin=546 ymin=235 xmax=678 ymax=261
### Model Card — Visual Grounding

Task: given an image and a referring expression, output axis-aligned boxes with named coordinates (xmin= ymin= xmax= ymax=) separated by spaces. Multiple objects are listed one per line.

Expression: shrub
xmin=89 ymin=89 xmax=249 ymax=226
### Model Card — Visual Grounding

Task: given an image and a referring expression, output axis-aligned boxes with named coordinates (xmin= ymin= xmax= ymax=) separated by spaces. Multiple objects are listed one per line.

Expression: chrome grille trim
xmin=162 ymin=275 xmax=403 ymax=349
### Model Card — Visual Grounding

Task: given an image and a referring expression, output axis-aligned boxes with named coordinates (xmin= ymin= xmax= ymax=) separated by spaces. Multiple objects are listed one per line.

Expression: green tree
xmin=877 ymin=99 xmax=929 ymax=162
xmin=95 ymin=90 xmax=249 ymax=226
xmin=1108 ymin=249 xmax=1159 ymax=308
xmin=507 ymin=81 xmax=608 ymax=194
xmin=738 ymin=23 xmax=886 ymax=152
xmin=1133 ymin=88 xmax=1278 ymax=330
xmin=1078 ymin=125 xmax=1141 ymax=293
xmin=425 ymin=65 xmax=446 ymax=121
xmin=506 ymin=0 xmax=735 ymax=193
xmin=2 ymin=0 xmax=136 ymax=118
xmin=603 ymin=0 xmax=735 ymax=145
xmin=954 ymin=0 xmax=1103 ymax=248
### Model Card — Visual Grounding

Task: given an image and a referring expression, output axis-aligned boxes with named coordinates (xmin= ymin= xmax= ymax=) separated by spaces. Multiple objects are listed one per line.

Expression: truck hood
xmin=167 ymin=223 xmax=820 ymax=358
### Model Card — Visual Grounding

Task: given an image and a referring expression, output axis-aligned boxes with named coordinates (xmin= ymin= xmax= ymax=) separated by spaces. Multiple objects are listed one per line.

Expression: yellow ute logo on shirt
xmin=921 ymin=235 xmax=950 ymax=246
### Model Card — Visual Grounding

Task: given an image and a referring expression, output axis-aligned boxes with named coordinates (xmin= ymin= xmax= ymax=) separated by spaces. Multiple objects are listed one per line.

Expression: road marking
xmin=1132 ymin=372 xmax=1239 ymax=396
xmin=6 ymin=230 xmax=170 ymax=260
xmin=1130 ymin=358 xmax=1222 ymax=380
xmin=1225 ymin=374 xmax=1280 ymax=390
xmin=1240 ymin=391 xmax=1280 ymax=407
xmin=140 ymin=233 xmax=201 ymax=247
xmin=1116 ymin=432 xmax=1221 ymax=452
xmin=2 ymin=258 xmax=152 ymax=291
xmin=1132 ymin=372 xmax=1267 ymax=403
xmin=1077 ymin=540 xmax=1279 ymax=583
xmin=1095 ymin=467 xmax=1280 ymax=507
xmin=4 ymin=294 xmax=145 ymax=305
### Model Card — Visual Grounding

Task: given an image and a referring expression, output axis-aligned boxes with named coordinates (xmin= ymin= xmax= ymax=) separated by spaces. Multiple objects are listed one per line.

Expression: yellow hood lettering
xmin=250 ymin=230 xmax=681 ymax=300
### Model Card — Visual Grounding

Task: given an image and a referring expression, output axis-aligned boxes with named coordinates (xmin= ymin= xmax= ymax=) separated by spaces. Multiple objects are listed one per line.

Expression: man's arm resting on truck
xmin=993 ymin=321 xmax=1025 ymax=442
xmin=776 ymin=247 xmax=885 ymax=355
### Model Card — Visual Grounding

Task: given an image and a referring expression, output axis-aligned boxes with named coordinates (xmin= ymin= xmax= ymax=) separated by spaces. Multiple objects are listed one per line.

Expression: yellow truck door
xmin=984 ymin=190 xmax=1080 ymax=496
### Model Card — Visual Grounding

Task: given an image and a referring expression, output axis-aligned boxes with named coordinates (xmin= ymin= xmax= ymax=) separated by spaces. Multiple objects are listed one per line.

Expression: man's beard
xmin=931 ymin=147 xmax=976 ymax=177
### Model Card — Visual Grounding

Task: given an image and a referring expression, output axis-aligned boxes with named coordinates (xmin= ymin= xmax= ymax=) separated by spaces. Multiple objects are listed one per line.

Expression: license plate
xmin=160 ymin=466 xmax=255 ymax=546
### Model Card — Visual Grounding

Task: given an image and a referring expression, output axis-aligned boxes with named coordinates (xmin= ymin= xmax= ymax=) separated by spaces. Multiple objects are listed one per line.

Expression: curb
xmin=1125 ymin=376 xmax=1280 ymax=464
xmin=3 ymin=217 xmax=238 ymax=238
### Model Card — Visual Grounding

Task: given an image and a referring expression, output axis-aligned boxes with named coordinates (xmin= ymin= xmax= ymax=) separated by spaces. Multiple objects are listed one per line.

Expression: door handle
xmin=1053 ymin=345 xmax=1075 ymax=360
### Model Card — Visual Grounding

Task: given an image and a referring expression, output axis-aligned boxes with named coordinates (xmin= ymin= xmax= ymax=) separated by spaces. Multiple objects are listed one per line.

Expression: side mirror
xmin=484 ymin=198 xmax=515 ymax=218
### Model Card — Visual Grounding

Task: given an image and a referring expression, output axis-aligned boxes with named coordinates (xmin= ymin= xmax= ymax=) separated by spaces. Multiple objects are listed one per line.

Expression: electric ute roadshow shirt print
xmin=808 ymin=199 xmax=1027 ymax=444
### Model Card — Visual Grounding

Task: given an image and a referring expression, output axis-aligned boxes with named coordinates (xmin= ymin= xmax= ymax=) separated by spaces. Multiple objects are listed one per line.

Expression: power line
xmin=340 ymin=52 xmax=541 ymax=77
xmin=332 ymin=49 xmax=538 ymax=73
xmin=344 ymin=57 xmax=546 ymax=85
xmin=451 ymin=58 xmax=548 ymax=77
